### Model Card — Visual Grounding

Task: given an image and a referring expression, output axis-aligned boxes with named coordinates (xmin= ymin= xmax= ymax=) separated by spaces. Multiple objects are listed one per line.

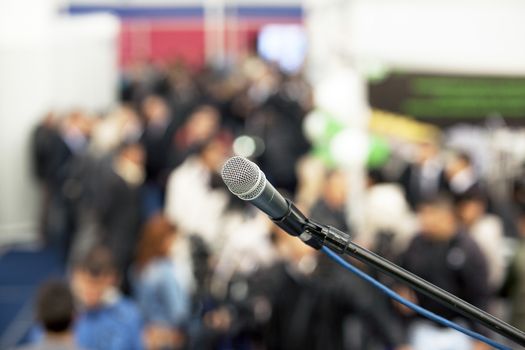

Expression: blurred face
xmin=71 ymin=270 xmax=116 ymax=309
xmin=416 ymin=142 xmax=437 ymax=164
xmin=418 ymin=205 xmax=457 ymax=240
xmin=122 ymin=144 xmax=145 ymax=166
xmin=143 ymin=96 xmax=169 ymax=124
xmin=120 ymin=108 xmax=143 ymax=139
xmin=201 ymin=140 xmax=229 ymax=172
xmin=62 ymin=112 xmax=92 ymax=139
xmin=70 ymin=112 xmax=94 ymax=136
xmin=446 ymin=157 xmax=469 ymax=179
xmin=42 ymin=112 xmax=57 ymax=128
xmin=186 ymin=107 xmax=220 ymax=142
xmin=162 ymin=233 xmax=177 ymax=256
xmin=457 ymin=200 xmax=485 ymax=226
xmin=323 ymin=171 xmax=348 ymax=209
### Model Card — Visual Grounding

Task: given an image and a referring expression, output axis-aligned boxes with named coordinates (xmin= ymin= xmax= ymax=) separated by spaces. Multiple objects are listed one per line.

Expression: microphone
xmin=221 ymin=156 xmax=310 ymax=237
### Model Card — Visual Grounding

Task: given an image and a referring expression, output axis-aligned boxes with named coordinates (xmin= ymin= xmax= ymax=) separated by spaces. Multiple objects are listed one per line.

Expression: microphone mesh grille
xmin=240 ymin=172 xmax=266 ymax=200
xmin=221 ymin=156 xmax=264 ymax=199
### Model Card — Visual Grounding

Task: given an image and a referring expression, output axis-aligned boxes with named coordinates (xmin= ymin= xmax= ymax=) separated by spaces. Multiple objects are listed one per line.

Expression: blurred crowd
xmin=21 ymin=56 xmax=525 ymax=350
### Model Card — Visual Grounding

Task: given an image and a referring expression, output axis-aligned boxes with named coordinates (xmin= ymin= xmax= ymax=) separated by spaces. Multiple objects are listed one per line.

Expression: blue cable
xmin=321 ymin=246 xmax=510 ymax=350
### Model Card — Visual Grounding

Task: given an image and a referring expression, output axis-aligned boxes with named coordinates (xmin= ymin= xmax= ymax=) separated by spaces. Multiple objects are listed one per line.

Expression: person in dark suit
xmin=398 ymin=195 xmax=490 ymax=350
xmin=171 ymin=104 xmax=221 ymax=169
xmin=32 ymin=113 xmax=90 ymax=261
xmin=399 ymin=141 xmax=448 ymax=210
xmin=501 ymin=206 xmax=525 ymax=333
xmin=248 ymin=81 xmax=311 ymax=195
xmin=31 ymin=113 xmax=68 ymax=245
xmin=31 ymin=113 xmax=61 ymax=185
xmin=139 ymin=95 xmax=178 ymax=216
xmin=140 ymin=95 xmax=177 ymax=186
xmin=253 ymin=229 xmax=410 ymax=350
xmin=92 ymin=141 xmax=145 ymax=277
xmin=309 ymin=169 xmax=350 ymax=233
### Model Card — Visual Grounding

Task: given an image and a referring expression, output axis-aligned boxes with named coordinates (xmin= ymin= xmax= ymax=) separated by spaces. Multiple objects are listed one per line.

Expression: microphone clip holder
xmin=271 ymin=199 xmax=352 ymax=252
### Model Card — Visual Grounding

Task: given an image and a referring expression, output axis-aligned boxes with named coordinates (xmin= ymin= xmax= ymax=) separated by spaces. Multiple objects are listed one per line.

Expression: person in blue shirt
xmin=132 ymin=215 xmax=190 ymax=349
xmin=71 ymin=245 xmax=144 ymax=350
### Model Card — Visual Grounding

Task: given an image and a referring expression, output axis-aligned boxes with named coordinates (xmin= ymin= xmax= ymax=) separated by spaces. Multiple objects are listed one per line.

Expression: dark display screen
xmin=368 ymin=73 xmax=525 ymax=125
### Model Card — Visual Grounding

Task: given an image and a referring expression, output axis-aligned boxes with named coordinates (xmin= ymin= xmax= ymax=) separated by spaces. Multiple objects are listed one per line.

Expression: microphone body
xmin=221 ymin=156 xmax=313 ymax=238
xmin=249 ymin=178 xmax=288 ymax=220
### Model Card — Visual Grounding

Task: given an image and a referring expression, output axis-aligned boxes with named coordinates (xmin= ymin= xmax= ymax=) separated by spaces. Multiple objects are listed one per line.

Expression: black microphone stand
xmin=273 ymin=200 xmax=525 ymax=347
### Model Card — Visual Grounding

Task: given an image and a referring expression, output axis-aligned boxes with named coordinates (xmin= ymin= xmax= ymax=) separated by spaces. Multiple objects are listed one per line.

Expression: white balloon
xmin=303 ymin=110 xmax=328 ymax=142
xmin=330 ymin=128 xmax=369 ymax=167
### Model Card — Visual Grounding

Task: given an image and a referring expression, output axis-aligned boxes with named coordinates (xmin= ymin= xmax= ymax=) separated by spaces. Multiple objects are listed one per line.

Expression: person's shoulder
xmin=456 ymin=230 xmax=477 ymax=244
xmin=142 ymin=258 xmax=175 ymax=279
xmin=406 ymin=232 xmax=427 ymax=248
xmin=115 ymin=296 xmax=140 ymax=311
xmin=11 ymin=341 xmax=84 ymax=350
xmin=11 ymin=345 xmax=36 ymax=350
xmin=111 ymin=296 xmax=142 ymax=323
xmin=107 ymin=298 xmax=143 ymax=331
xmin=456 ymin=231 xmax=485 ymax=255
xmin=399 ymin=163 xmax=413 ymax=178
xmin=477 ymin=215 xmax=503 ymax=233
xmin=166 ymin=156 xmax=201 ymax=184
xmin=153 ymin=258 xmax=174 ymax=270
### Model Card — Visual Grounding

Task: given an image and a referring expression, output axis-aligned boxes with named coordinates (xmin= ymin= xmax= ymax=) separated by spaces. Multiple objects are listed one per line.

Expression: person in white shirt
xmin=362 ymin=169 xmax=417 ymax=258
xmin=445 ymin=152 xmax=479 ymax=197
xmin=164 ymin=136 xmax=230 ymax=250
xmin=164 ymin=135 xmax=231 ymax=294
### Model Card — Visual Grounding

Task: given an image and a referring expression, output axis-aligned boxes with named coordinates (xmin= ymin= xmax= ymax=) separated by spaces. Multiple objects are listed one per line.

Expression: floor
xmin=0 ymin=244 xmax=63 ymax=348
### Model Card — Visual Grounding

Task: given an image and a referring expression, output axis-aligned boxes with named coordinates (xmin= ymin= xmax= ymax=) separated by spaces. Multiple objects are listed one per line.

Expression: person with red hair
xmin=132 ymin=215 xmax=190 ymax=350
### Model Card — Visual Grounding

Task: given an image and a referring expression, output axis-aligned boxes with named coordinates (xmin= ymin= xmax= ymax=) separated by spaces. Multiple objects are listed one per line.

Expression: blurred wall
xmin=307 ymin=0 xmax=525 ymax=84
xmin=0 ymin=1 xmax=119 ymax=244
xmin=347 ymin=0 xmax=525 ymax=76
